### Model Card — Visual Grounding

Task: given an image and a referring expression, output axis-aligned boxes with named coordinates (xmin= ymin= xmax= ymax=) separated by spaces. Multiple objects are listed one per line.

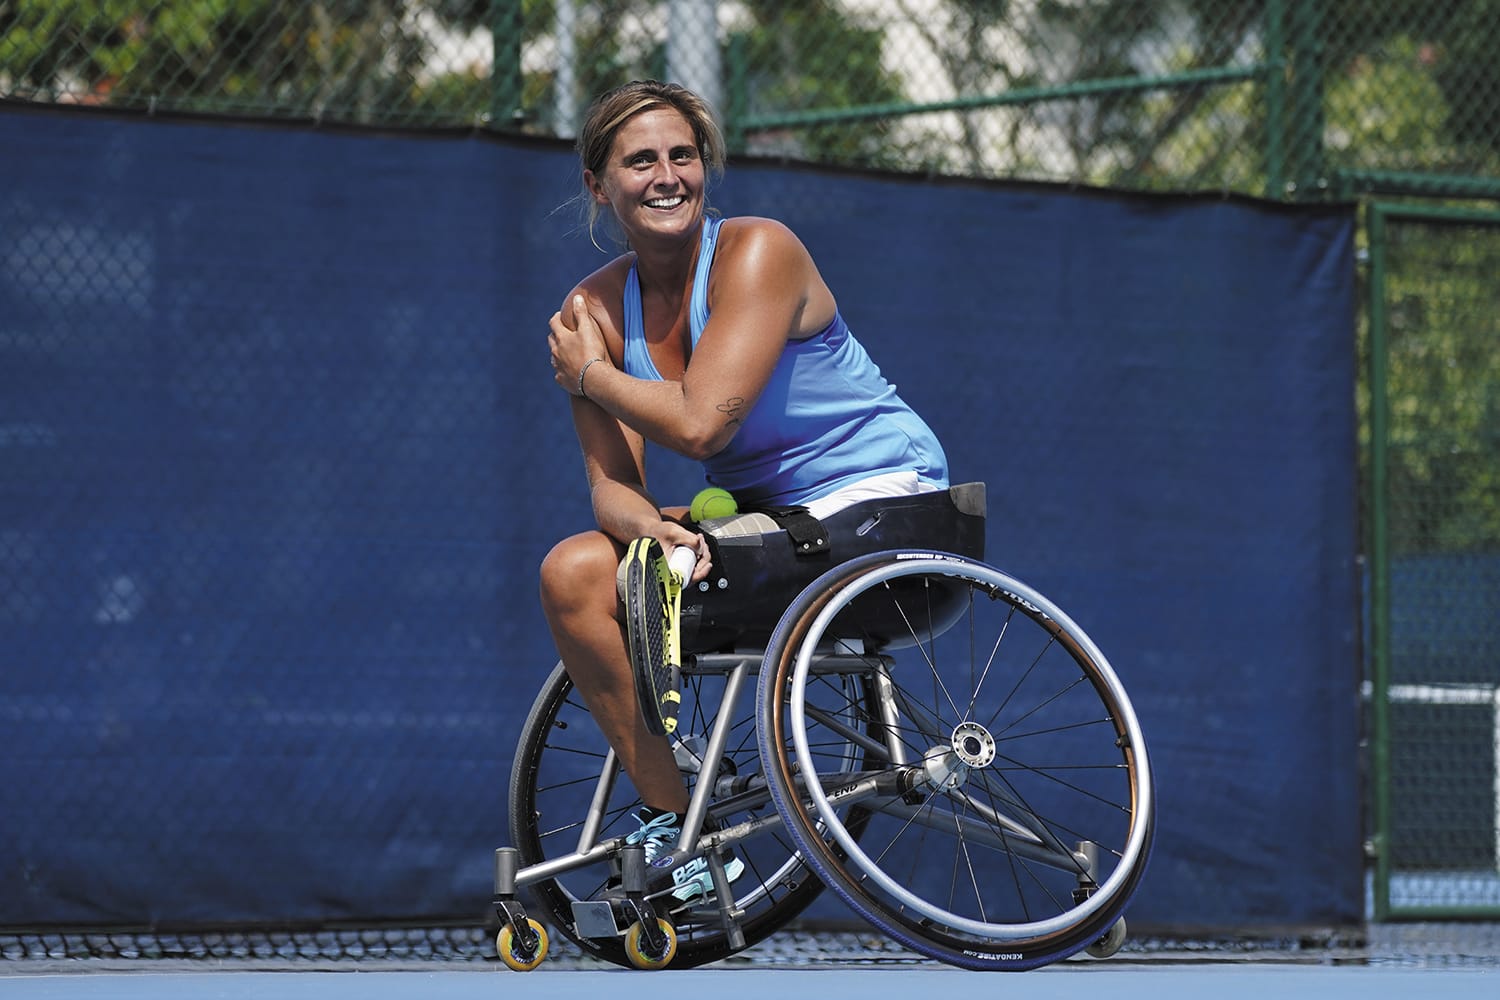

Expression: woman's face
xmin=587 ymin=107 xmax=704 ymax=245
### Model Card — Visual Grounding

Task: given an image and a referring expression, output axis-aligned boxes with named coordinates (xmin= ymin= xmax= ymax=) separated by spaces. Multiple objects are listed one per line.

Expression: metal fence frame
xmin=1365 ymin=201 xmax=1500 ymax=920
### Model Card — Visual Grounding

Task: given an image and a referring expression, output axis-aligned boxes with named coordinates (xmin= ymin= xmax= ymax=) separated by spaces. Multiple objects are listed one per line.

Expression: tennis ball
xmin=690 ymin=487 xmax=738 ymax=522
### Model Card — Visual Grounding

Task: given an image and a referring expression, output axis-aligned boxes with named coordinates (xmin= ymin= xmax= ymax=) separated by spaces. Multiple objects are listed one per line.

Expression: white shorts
xmin=802 ymin=471 xmax=941 ymax=520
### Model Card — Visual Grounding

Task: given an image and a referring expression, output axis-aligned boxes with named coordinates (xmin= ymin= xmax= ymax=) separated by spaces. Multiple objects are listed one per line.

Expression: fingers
xmin=656 ymin=524 xmax=713 ymax=584
xmin=546 ymin=310 xmax=563 ymax=381
xmin=547 ymin=310 xmax=582 ymax=393
xmin=551 ymin=295 xmax=591 ymax=339
xmin=547 ymin=297 xmax=608 ymax=395
xmin=546 ymin=337 xmax=567 ymax=392
xmin=690 ymin=536 xmax=714 ymax=584
xmin=666 ymin=545 xmax=696 ymax=583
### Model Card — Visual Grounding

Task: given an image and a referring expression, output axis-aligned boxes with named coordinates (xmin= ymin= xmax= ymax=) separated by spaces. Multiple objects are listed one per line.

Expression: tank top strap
xmin=688 ymin=216 xmax=724 ymax=346
xmin=621 ymin=258 xmax=660 ymax=379
xmin=623 ymin=216 xmax=722 ymax=377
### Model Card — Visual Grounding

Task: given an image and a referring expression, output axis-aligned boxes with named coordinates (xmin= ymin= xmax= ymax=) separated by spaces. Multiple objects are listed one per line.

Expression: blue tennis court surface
xmin=1 ymin=965 xmax=1496 ymax=1000
xmin=6 ymin=923 xmax=1500 ymax=1000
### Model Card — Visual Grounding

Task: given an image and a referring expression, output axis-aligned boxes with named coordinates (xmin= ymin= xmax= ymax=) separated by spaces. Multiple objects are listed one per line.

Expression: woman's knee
xmin=539 ymin=532 xmax=619 ymax=619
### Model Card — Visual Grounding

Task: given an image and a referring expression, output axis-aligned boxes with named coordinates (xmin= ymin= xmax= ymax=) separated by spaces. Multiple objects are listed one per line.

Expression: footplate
xmin=570 ymin=843 xmax=668 ymax=947
xmin=571 ymin=898 xmax=628 ymax=939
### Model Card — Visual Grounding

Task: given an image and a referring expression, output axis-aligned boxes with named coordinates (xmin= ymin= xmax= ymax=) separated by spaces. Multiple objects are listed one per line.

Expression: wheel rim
xmin=509 ymin=661 xmax=864 ymax=965
xmin=779 ymin=556 xmax=1153 ymax=949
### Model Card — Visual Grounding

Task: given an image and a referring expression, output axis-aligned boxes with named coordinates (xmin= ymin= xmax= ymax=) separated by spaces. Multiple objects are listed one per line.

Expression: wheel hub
xmin=951 ymin=721 xmax=996 ymax=768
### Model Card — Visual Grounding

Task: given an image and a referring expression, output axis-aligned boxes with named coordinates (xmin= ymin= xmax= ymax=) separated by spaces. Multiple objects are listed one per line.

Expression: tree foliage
xmin=723 ymin=1 xmax=910 ymax=168
xmin=1376 ymin=214 xmax=1500 ymax=554
xmin=3 ymin=1 xmax=1497 ymax=550
xmin=0 ymin=0 xmax=485 ymax=123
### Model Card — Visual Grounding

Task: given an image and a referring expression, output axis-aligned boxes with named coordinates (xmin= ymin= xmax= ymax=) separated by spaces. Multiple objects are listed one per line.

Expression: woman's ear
xmin=583 ymin=169 xmax=610 ymax=206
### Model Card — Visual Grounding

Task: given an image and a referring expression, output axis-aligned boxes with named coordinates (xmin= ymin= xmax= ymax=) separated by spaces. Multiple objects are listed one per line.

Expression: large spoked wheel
xmin=508 ymin=659 xmax=870 ymax=969
xmin=757 ymin=551 xmax=1155 ymax=971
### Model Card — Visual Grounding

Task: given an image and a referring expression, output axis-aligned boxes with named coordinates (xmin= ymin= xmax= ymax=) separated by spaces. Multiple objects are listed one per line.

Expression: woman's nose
xmin=651 ymin=161 xmax=680 ymax=186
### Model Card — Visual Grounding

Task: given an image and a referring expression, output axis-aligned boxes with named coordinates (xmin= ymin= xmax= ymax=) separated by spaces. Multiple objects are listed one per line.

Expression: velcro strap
xmin=745 ymin=504 xmax=830 ymax=557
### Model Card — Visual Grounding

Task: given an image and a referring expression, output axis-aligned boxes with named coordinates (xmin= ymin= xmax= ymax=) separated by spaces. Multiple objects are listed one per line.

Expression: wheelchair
xmin=492 ymin=483 xmax=1155 ymax=972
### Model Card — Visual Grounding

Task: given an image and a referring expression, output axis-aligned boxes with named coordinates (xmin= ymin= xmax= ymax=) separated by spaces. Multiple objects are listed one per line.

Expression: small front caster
xmin=624 ymin=916 xmax=678 ymax=969
xmin=496 ymin=918 xmax=550 ymax=971
xmin=1085 ymin=917 xmax=1127 ymax=959
xmin=493 ymin=848 xmax=548 ymax=970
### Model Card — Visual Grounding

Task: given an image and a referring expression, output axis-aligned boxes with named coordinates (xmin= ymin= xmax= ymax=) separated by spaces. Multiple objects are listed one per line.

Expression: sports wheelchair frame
xmin=492 ymin=486 xmax=1154 ymax=972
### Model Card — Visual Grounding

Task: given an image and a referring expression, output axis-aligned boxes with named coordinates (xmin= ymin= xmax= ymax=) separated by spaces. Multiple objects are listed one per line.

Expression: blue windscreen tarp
xmin=0 ymin=106 xmax=1359 ymax=931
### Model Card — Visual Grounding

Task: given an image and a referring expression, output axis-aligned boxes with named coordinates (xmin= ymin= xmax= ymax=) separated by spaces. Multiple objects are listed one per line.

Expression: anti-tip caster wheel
xmin=624 ymin=916 xmax=678 ymax=970
xmin=496 ymin=918 xmax=550 ymax=971
xmin=1085 ymin=917 xmax=1127 ymax=959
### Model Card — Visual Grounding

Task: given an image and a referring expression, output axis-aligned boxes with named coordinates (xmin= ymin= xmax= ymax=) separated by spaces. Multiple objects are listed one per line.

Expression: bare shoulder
xmin=716 ymin=216 xmax=809 ymax=256
xmin=558 ymin=254 xmax=634 ymax=334
xmin=563 ymin=254 xmax=633 ymax=312
xmin=709 ymin=216 xmax=836 ymax=337
xmin=713 ymin=216 xmax=819 ymax=283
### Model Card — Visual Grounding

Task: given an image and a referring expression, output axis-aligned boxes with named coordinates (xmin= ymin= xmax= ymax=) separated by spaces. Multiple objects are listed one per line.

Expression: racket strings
xmin=627 ymin=537 xmax=683 ymax=735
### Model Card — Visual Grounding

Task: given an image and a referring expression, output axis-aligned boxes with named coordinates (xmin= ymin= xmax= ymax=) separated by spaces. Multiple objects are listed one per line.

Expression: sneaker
xmin=625 ymin=809 xmax=747 ymax=902
xmin=625 ymin=810 xmax=681 ymax=866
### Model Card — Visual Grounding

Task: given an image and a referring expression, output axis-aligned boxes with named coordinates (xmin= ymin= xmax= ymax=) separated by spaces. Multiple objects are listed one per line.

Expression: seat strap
xmin=741 ymin=504 xmax=830 ymax=557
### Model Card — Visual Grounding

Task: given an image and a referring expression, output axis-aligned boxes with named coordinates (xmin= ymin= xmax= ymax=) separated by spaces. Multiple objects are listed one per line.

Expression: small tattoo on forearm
xmin=716 ymin=396 xmax=746 ymax=427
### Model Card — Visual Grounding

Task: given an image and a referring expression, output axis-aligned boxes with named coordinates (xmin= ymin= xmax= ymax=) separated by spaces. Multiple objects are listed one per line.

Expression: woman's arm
xmin=550 ymin=219 xmax=834 ymax=461
xmin=554 ymin=275 xmax=710 ymax=569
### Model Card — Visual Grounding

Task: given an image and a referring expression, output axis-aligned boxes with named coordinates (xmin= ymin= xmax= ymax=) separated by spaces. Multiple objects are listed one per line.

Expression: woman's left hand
xmin=549 ymin=294 xmax=611 ymax=397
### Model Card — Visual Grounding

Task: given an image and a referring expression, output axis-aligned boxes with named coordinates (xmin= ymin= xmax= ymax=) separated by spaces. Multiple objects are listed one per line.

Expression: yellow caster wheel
xmin=496 ymin=918 xmax=549 ymax=971
xmin=1085 ymin=918 xmax=1127 ymax=959
xmin=624 ymin=917 xmax=678 ymax=970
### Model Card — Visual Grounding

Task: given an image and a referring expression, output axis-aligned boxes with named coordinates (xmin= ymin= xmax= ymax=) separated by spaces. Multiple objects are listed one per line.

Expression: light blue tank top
xmin=622 ymin=216 xmax=948 ymax=507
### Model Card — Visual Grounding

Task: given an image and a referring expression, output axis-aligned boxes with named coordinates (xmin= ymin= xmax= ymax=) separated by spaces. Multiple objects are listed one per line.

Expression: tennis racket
xmin=624 ymin=537 xmax=697 ymax=736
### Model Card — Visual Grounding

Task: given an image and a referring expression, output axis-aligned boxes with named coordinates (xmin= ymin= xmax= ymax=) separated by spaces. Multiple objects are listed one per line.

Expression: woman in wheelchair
xmin=540 ymin=79 xmax=963 ymax=897
xmin=513 ymin=79 xmax=1150 ymax=973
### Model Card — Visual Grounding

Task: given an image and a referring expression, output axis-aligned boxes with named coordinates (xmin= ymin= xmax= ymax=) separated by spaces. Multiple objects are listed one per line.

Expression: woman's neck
xmin=631 ymin=216 xmax=705 ymax=293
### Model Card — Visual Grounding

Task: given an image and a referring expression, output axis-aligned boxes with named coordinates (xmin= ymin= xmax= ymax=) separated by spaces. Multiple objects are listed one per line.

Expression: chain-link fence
xmin=4 ymin=0 xmax=1500 ymax=943
xmin=3 ymin=1 xmax=1499 ymax=200
xmin=1366 ymin=204 xmax=1500 ymax=919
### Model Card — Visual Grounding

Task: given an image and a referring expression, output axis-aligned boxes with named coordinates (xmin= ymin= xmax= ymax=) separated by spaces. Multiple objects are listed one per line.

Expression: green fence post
xmin=725 ymin=32 xmax=746 ymax=157
xmin=1286 ymin=0 xmax=1326 ymax=199
xmin=491 ymin=0 xmax=524 ymax=130
xmin=1366 ymin=202 xmax=1392 ymax=922
xmin=1263 ymin=0 xmax=1286 ymax=199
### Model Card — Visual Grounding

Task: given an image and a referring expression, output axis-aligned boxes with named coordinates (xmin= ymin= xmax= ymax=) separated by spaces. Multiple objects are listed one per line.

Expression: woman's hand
xmin=652 ymin=520 xmax=713 ymax=585
xmin=549 ymin=293 xmax=612 ymax=398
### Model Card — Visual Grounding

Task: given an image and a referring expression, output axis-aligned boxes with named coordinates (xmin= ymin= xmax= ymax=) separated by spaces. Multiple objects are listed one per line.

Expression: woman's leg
xmin=538 ymin=530 xmax=690 ymax=814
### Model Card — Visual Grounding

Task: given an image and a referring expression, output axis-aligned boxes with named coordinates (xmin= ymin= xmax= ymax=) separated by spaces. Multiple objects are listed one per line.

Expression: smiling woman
xmin=572 ymin=82 xmax=726 ymax=251
xmin=585 ymin=108 xmax=708 ymax=247
xmin=535 ymin=79 xmax=954 ymax=889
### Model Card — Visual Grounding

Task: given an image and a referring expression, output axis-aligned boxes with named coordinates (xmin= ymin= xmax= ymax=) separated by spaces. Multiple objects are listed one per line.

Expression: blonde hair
xmin=575 ymin=80 xmax=726 ymax=249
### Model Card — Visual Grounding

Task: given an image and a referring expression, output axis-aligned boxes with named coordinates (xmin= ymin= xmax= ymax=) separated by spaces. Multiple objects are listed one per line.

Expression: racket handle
xmin=667 ymin=545 xmax=697 ymax=583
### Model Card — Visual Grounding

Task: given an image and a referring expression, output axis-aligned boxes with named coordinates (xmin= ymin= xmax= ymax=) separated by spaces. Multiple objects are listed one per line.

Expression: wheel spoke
xmin=760 ymin=553 xmax=1153 ymax=970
